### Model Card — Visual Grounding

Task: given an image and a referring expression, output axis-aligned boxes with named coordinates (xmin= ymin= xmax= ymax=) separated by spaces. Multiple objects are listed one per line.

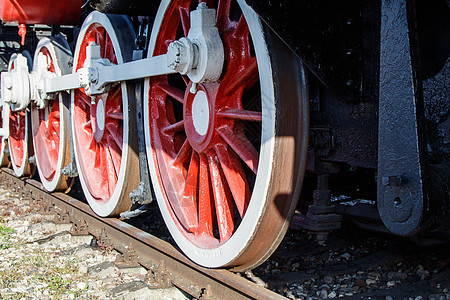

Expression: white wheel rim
xmin=71 ymin=11 xmax=134 ymax=217
xmin=31 ymin=37 xmax=70 ymax=192
xmin=144 ymin=0 xmax=277 ymax=268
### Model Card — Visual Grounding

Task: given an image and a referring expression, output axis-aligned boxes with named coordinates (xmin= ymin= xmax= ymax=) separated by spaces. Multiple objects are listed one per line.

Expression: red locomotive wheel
xmin=145 ymin=0 xmax=309 ymax=270
xmin=72 ymin=12 xmax=139 ymax=217
xmin=31 ymin=36 xmax=72 ymax=192
xmin=7 ymin=52 xmax=33 ymax=177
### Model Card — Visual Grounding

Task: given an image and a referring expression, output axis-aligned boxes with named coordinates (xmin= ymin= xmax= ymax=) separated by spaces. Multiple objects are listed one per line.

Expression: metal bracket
xmin=54 ymin=209 xmax=71 ymax=224
xmin=61 ymin=85 xmax=78 ymax=178
xmin=153 ymin=261 xmax=172 ymax=288
xmin=70 ymin=218 xmax=89 ymax=236
xmin=127 ymin=49 xmax=153 ymax=207
xmin=39 ymin=198 xmax=55 ymax=215
xmin=199 ymin=285 xmax=214 ymax=300
xmin=94 ymin=227 xmax=114 ymax=251
xmin=377 ymin=0 xmax=428 ymax=236
xmin=115 ymin=244 xmax=140 ymax=269
xmin=290 ymin=174 xmax=342 ymax=244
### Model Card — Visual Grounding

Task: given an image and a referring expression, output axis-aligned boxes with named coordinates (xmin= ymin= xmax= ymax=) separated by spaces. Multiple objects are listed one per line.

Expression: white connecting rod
xmin=46 ymin=2 xmax=223 ymax=96
xmin=45 ymin=53 xmax=177 ymax=95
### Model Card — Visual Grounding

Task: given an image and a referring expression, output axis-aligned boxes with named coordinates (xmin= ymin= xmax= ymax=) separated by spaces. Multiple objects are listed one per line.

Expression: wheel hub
xmin=183 ymin=84 xmax=233 ymax=153
xmin=91 ymin=96 xmax=106 ymax=142
xmin=191 ymin=91 xmax=209 ymax=136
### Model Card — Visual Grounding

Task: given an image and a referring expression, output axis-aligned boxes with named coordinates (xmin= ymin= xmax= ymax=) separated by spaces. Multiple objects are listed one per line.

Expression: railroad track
xmin=0 ymin=168 xmax=285 ymax=300
xmin=2 ymin=167 xmax=450 ymax=299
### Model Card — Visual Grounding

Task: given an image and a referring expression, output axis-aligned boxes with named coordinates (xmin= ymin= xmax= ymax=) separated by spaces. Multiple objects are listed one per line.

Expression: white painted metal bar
xmin=99 ymin=54 xmax=177 ymax=85
xmin=46 ymin=73 xmax=80 ymax=93
xmin=45 ymin=54 xmax=176 ymax=95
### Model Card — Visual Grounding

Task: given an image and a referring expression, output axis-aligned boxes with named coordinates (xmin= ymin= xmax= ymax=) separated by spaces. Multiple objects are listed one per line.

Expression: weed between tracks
xmin=0 ymin=223 xmax=14 ymax=249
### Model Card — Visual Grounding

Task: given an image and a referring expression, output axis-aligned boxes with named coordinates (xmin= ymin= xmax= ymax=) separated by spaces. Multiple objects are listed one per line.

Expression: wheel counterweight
xmin=145 ymin=0 xmax=309 ymax=270
xmin=71 ymin=12 xmax=139 ymax=217
xmin=31 ymin=36 xmax=72 ymax=192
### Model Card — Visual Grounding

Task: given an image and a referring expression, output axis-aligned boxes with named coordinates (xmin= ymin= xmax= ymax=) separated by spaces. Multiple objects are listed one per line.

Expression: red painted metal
xmin=9 ymin=110 xmax=25 ymax=168
xmin=32 ymin=47 xmax=60 ymax=182
xmin=0 ymin=0 xmax=82 ymax=25
xmin=73 ymin=23 xmax=123 ymax=203
xmin=18 ymin=24 xmax=26 ymax=45
xmin=149 ymin=0 xmax=262 ymax=248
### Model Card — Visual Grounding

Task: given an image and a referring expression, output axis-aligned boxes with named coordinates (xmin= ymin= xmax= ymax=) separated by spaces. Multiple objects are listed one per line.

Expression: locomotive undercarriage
xmin=0 ymin=0 xmax=448 ymax=270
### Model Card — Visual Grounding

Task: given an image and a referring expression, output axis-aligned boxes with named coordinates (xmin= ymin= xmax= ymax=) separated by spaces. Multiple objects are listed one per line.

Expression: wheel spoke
xmin=224 ymin=59 xmax=258 ymax=96
xmin=92 ymin=140 xmax=100 ymax=168
xmin=179 ymin=6 xmax=190 ymax=37
xmin=234 ymin=14 xmax=249 ymax=38
xmin=215 ymin=144 xmax=250 ymax=217
xmin=217 ymin=109 xmax=262 ymax=122
xmin=103 ymin=143 xmax=118 ymax=196
xmin=95 ymin=26 xmax=106 ymax=52
xmin=217 ymin=126 xmax=259 ymax=174
xmin=163 ymin=120 xmax=184 ymax=133
xmin=216 ymin=0 xmax=231 ymax=29
xmin=180 ymin=151 xmax=199 ymax=232
xmin=103 ymin=31 xmax=115 ymax=62
xmin=77 ymin=91 xmax=92 ymax=107
xmin=106 ymin=135 xmax=122 ymax=178
xmin=208 ymin=153 xmax=234 ymax=242
xmin=198 ymin=153 xmax=214 ymax=237
xmin=106 ymin=112 xmax=123 ymax=120
xmin=181 ymin=75 xmax=190 ymax=86
xmin=172 ymin=138 xmax=191 ymax=166
xmin=83 ymin=120 xmax=92 ymax=129
xmin=49 ymin=121 xmax=60 ymax=139
xmin=156 ymin=82 xmax=185 ymax=104
xmin=105 ymin=123 xmax=123 ymax=151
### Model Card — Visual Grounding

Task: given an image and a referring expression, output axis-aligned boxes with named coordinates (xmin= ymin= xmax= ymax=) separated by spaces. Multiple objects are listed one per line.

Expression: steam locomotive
xmin=0 ymin=0 xmax=448 ymax=271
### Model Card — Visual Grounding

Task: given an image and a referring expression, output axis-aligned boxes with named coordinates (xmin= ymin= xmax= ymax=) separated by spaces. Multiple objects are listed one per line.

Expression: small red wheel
xmin=7 ymin=52 xmax=33 ymax=177
xmin=31 ymin=36 xmax=72 ymax=192
xmin=145 ymin=0 xmax=309 ymax=270
xmin=72 ymin=12 xmax=139 ymax=217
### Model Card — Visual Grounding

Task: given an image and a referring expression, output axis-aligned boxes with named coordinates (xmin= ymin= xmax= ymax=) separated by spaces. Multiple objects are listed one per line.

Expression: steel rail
xmin=0 ymin=168 xmax=286 ymax=300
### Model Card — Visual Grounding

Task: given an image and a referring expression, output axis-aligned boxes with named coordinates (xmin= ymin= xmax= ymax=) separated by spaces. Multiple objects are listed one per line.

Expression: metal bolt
xmin=197 ymin=2 xmax=207 ymax=9
xmin=382 ymin=175 xmax=401 ymax=186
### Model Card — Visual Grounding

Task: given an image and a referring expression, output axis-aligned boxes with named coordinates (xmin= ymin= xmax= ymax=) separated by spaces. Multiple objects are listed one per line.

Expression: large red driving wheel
xmin=145 ymin=0 xmax=309 ymax=270
xmin=31 ymin=36 xmax=72 ymax=192
xmin=72 ymin=12 xmax=139 ymax=217
xmin=8 ymin=52 xmax=33 ymax=177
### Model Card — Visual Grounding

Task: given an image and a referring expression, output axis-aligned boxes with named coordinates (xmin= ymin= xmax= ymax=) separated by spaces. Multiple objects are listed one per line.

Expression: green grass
xmin=0 ymin=224 xmax=14 ymax=250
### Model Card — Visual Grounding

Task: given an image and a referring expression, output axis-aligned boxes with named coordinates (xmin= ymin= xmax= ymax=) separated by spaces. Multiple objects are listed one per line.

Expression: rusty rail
xmin=0 ymin=168 xmax=286 ymax=299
